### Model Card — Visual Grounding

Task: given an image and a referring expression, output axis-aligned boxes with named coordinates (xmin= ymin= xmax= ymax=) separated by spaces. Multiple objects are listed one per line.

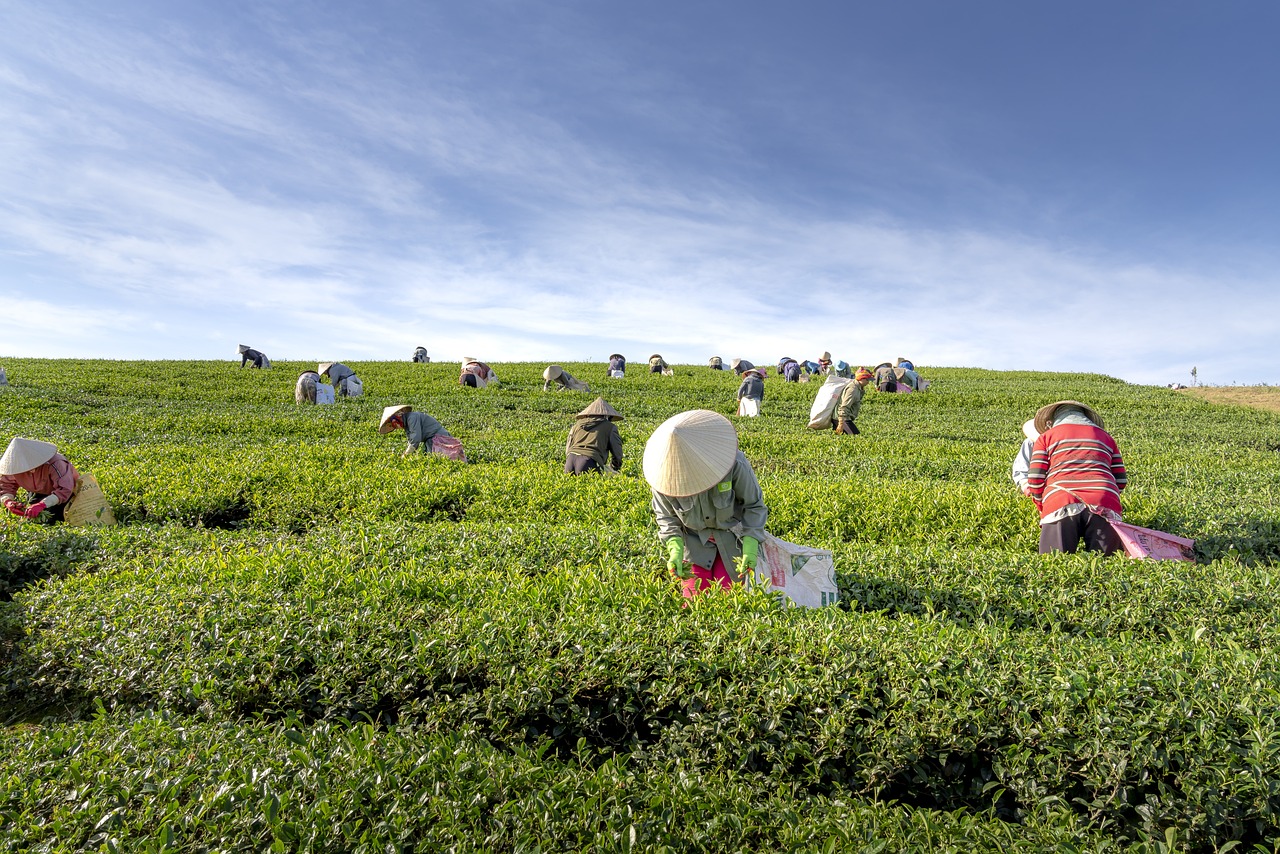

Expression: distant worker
xmin=778 ymin=357 xmax=801 ymax=383
xmin=648 ymin=354 xmax=671 ymax=375
xmin=894 ymin=362 xmax=921 ymax=391
xmin=412 ymin=347 xmax=430 ymax=363
xmin=1010 ymin=419 xmax=1038 ymax=495
xmin=834 ymin=360 xmax=853 ymax=379
xmin=832 ymin=368 xmax=873 ymax=435
xmin=644 ymin=410 xmax=767 ymax=599
xmin=460 ymin=358 xmax=498 ymax=388
xmin=873 ymin=362 xmax=898 ymax=392
xmin=378 ymin=404 xmax=461 ymax=460
xmin=708 ymin=356 xmax=725 ymax=371
xmin=0 ymin=366 xmax=7 ymax=386
xmin=736 ymin=368 xmax=764 ymax=417
xmin=817 ymin=351 xmax=833 ymax=374
xmin=237 ymin=344 xmax=270 ymax=369
xmin=608 ymin=353 xmax=627 ymax=378
xmin=319 ymin=362 xmax=363 ymax=397
xmin=295 ymin=370 xmax=321 ymax=404
xmin=565 ymin=397 xmax=624 ymax=474
xmin=801 ymin=360 xmax=822 ymax=376
xmin=1026 ymin=401 xmax=1127 ymax=555
xmin=543 ymin=365 xmax=590 ymax=392
xmin=730 ymin=358 xmax=755 ymax=376
xmin=1 ymin=437 xmax=79 ymax=523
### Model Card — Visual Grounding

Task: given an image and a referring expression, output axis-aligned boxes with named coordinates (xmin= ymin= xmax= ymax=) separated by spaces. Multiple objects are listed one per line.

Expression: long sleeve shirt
xmin=404 ymin=411 xmax=452 ymax=454
xmin=1026 ymin=424 xmax=1126 ymax=520
xmin=565 ymin=417 xmax=623 ymax=469
xmin=240 ymin=349 xmax=266 ymax=368
xmin=736 ymin=374 xmax=764 ymax=401
xmin=1 ymin=453 xmax=80 ymax=506
xmin=651 ymin=451 xmax=768 ymax=582
xmin=835 ymin=382 xmax=864 ymax=423
xmin=1010 ymin=438 xmax=1034 ymax=491
xmin=546 ymin=371 xmax=590 ymax=392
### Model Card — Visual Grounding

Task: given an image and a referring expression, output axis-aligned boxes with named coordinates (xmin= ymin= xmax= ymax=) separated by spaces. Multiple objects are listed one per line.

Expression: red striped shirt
xmin=1026 ymin=424 xmax=1126 ymax=518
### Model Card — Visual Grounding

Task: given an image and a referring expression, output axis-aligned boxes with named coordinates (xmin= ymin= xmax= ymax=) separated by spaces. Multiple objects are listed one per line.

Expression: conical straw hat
xmin=378 ymin=405 xmax=412 ymax=434
xmin=0 ymin=437 xmax=58 ymax=475
xmin=1034 ymin=400 xmax=1104 ymax=434
xmin=1022 ymin=419 xmax=1039 ymax=441
xmin=576 ymin=398 xmax=622 ymax=420
xmin=238 ymin=344 xmax=250 ymax=353
xmin=543 ymin=365 xmax=563 ymax=381
xmin=643 ymin=410 xmax=738 ymax=497
xmin=318 ymin=362 xmax=335 ymax=375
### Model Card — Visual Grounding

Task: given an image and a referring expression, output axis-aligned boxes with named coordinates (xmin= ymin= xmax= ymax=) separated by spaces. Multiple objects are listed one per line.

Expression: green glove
xmin=741 ymin=536 xmax=760 ymax=571
xmin=664 ymin=537 xmax=690 ymax=578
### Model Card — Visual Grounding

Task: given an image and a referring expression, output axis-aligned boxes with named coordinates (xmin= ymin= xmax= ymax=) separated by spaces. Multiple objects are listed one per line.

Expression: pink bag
xmin=1110 ymin=520 xmax=1195 ymax=562
xmin=432 ymin=436 xmax=467 ymax=462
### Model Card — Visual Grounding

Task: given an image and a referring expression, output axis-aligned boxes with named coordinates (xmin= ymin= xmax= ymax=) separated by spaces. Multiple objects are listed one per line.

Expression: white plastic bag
xmin=754 ymin=533 xmax=839 ymax=608
xmin=737 ymin=397 xmax=760 ymax=417
xmin=807 ymin=376 xmax=850 ymax=429
xmin=315 ymin=384 xmax=336 ymax=404
xmin=340 ymin=375 xmax=364 ymax=398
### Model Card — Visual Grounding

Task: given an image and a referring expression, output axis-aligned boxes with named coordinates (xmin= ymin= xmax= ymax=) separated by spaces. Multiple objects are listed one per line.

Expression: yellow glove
xmin=665 ymin=537 xmax=690 ymax=578
xmin=741 ymin=536 xmax=760 ymax=570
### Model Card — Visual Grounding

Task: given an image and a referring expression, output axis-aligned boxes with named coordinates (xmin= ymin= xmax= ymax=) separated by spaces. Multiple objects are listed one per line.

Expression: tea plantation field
xmin=3 ymin=358 xmax=1280 ymax=852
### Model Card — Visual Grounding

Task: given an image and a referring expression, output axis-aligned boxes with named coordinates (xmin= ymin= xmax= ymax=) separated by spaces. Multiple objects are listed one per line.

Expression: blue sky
xmin=2 ymin=0 xmax=1278 ymax=385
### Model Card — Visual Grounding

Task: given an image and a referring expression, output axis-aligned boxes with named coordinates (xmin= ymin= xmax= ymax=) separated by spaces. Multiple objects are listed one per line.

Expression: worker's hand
xmin=23 ymin=502 xmax=46 ymax=519
xmin=741 ymin=536 xmax=760 ymax=571
xmin=664 ymin=537 xmax=689 ymax=578
xmin=3 ymin=499 xmax=26 ymax=516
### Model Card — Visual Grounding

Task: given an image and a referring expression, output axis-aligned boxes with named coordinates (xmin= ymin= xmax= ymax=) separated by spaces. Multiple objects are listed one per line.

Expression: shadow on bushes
xmin=0 ymin=528 xmax=98 ymax=601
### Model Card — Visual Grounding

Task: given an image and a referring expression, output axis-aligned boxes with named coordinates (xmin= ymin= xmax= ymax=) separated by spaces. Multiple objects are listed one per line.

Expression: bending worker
xmin=378 ymin=405 xmax=455 ymax=458
xmin=543 ymin=365 xmax=590 ymax=392
xmin=708 ymin=356 xmax=725 ymax=371
xmin=730 ymin=358 xmax=755 ymax=376
xmin=778 ymin=357 xmax=801 ymax=383
xmin=1 ymin=437 xmax=78 ymax=522
xmin=459 ymin=358 xmax=498 ymax=388
xmin=295 ymin=369 xmax=321 ymax=404
xmin=237 ymin=344 xmax=269 ymax=369
xmin=412 ymin=347 xmax=429 ymax=363
xmin=319 ymin=362 xmax=362 ymax=397
xmin=832 ymin=367 xmax=873 ymax=435
xmin=643 ymin=410 xmax=767 ymax=599
xmin=736 ymin=367 xmax=764 ymax=416
xmin=608 ymin=354 xmax=626 ymax=377
xmin=874 ymin=362 xmax=898 ymax=392
xmin=1010 ymin=419 xmax=1039 ymax=495
xmin=648 ymin=354 xmax=669 ymax=374
xmin=565 ymin=397 xmax=624 ymax=474
xmin=1025 ymin=400 xmax=1127 ymax=555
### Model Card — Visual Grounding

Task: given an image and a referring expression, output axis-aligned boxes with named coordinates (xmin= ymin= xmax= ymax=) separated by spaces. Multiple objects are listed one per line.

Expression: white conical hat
xmin=643 ymin=410 xmax=738 ymax=497
xmin=0 ymin=437 xmax=58 ymax=475
xmin=318 ymin=362 xmax=334 ymax=375
xmin=576 ymin=397 xmax=622 ymax=420
xmin=378 ymin=405 xmax=412 ymax=434
xmin=238 ymin=344 xmax=250 ymax=353
xmin=1022 ymin=419 xmax=1039 ymax=441
xmin=543 ymin=365 xmax=563 ymax=381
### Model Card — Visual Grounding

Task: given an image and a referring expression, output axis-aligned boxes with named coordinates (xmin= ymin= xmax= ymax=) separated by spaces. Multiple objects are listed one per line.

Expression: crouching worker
xmin=643 ymin=410 xmax=767 ymax=599
xmin=833 ymin=368 xmax=872 ymax=434
xmin=378 ymin=405 xmax=465 ymax=461
xmin=1026 ymin=400 xmax=1126 ymax=555
xmin=237 ymin=344 xmax=270 ymax=369
xmin=1 ymin=438 xmax=78 ymax=523
xmin=648 ymin=354 xmax=670 ymax=375
xmin=608 ymin=354 xmax=626 ymax=378
xmin=460 ymin=358 xmax=498 ymax=388
xmin=708 ymin=356 xmax=725 ymax=371
xmin=543 ymin=365 xmax=590 ymax=392
xmin=295 ymin=370 xmax=321 ymax=404
xmin=319 ymin=362 xmax=363 ymax=397
xmin=565 ymin=398 xmax=623 ymax=474
xmin=736 ymin=368 xmax=764 ymax=417
xmin=778 ymin=357 xmax=801 ymax=383
xmin=412 ymin=346 xmax=429 ymax=363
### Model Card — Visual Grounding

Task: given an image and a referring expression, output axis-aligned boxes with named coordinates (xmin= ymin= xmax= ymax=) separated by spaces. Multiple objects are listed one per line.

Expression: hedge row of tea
xmin=3 ymin=359 xmax=1280 ymax=851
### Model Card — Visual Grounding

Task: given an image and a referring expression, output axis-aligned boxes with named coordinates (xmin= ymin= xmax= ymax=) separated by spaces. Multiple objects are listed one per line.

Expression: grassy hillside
xmin=2 ymin=359 xmax=1280 ymax=852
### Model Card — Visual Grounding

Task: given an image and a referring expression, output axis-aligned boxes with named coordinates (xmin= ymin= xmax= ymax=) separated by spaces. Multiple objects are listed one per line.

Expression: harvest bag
xmin=754 ymin=533 xmax=839 ymax=608
xmin=737 ymin=398 xmax=761 ymax=417
xmin=260 ymin=356 xmax=272 ymax=369
xmin=64 ymin=474 xmax=117 ymax=527
xmin=340 ymin=375 xmax=364 ymax=398
xmin=894 ymin=385 xmax=914 ymax=393
xmin=432 ymin=436 xmax=467 ymax=462
xmin=807 ymin=376 xmax=850 ymax=429
xmin=315 ymin=384 xmax=336 ymax=405
xmin=610 ymin=370 xmax=625 ymax=379
xmin=1111 ymin=520 xmax=1195 ymax=562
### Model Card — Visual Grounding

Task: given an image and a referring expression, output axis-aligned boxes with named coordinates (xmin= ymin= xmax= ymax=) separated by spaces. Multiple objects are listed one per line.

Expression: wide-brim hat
xmin=643 ymin=410 xmax=738 ymax=497
xmin=730 ymin=358 xmax=750 ymax=371
xmin=1034 ymin=400 xmax=1104 ymax=434
xmin=1022 ymin=419 xmax=1040 ymax=441
xmin=649 ymin=354 xmax=663 ymax=361
xmin=820 ymin=351 xmax=832 ymax=362
xmin=708 ymin=356 xmax=722 ymax=364
xmin=0 ymin=437 xmax=58 ymax=475
xmin=461 ymin=356 xmax=477 ymax=365
xmin=378 ymin=405 xmax=412 ymax=434
xmin=609 ymin=353 xmax=624 ymax=360
xmin=577 ymin=397 xmax=622 ymax=420
xmin=543 ymin=365 xmax=563 ymax=381
xmin=742 ymin=368 xmax=762 ymax=378
xmin=875 ymin=362 xmax=892 ymax=371
xmin=893 ymin=367 xmax=907 ymax=381
xmin=238 ymin=344 xmax=250 ymax=353
xmin=317 ymin=362 xmax=334 ymax=375
xmin=896 ymin=357 xmax=914 ymax=368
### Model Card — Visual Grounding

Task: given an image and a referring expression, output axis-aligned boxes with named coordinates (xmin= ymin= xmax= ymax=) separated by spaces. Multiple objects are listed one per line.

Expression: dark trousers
xmin=1039 ymin=511 xmax=1124 ymax=555
xmin=878 ymin=381 xmax=897 ymax=393
xmin=835 ymin=420 xmax=859 ymax=435
xmin=565 ymin=454 xmax=601 ymax=475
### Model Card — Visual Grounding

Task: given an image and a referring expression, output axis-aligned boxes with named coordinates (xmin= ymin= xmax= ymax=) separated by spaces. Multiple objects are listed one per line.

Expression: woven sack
xmin=432 ymin=436 xmax=467 ymax=462
xmin=1111 ymin=520 xmax=1195 ymax=562
xmin=753 ymin=533 xmax=838 ymax=607
xmin=807 ymin=376 xmax=850 ymax=429
xmin=64 ymin=474 xmax=117 ymax=527
xmin=737 ymin=398 xmax=761 ymax=417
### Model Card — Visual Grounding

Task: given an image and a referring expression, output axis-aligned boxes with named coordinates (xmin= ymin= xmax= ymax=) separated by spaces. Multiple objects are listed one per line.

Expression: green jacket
xmin=836 ymin=382 xmax=864 ymax=423
xmin=565 ymin=417 xmax=622 ymax=469
xmin=405 ymin=410 xmax=452 ymax=454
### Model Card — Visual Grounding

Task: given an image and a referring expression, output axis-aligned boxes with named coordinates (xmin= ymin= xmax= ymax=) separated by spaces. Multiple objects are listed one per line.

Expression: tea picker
xmin=1025 ymin=400 xmax=1127 ymax=555
xmin=378 ymin=405 xmax=466 ymax=461
xmin=1 ymin=437 xmax=79 ymax=522
xmin=319 ymin=362 xmax=363 ymax=397
xmin=730 ymin=358 xmax=755 ymax=376
xmin=237 ymin=344 xmax=270 ymax=369
xmin=459 ymin=358 xmax=498 ymax=388
xmin=736 ymin=368 xmax=764 ymax=417
xmin=708 ymin=356 xmax=725 ymax=371
xmin=644 ymin=410 xmax=767 ymax=599
xmin=543 ymin=365 xmax=591 ymax=393
xmin=412 ymin=346 xmax=429 ymax=363
xmin=648 ymin=354 xmax=672 ymax=375
xmin=607 ymin=354 xmax=626 ymax=378
xmin=777 ymin=357 xmax=801 ymax=382
xmin=1010 ymin=418 xmax=1039 ymax=494
xmin=833 ymin=368 xmax=872 ymax=434
xmin=295 ymin=370 xmax=321 ymax=404
xmin=565 ymin=397 xmax=624 ymax=475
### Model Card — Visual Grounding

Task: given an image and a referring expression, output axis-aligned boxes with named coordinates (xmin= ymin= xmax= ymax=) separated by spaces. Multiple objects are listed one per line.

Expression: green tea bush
xmin=3 ymin=357 xmax=1280 ymax=851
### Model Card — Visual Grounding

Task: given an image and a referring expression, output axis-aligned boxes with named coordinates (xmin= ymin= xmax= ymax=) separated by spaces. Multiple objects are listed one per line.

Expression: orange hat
xmin=854 ymin=367 xmax=873 ymax=383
